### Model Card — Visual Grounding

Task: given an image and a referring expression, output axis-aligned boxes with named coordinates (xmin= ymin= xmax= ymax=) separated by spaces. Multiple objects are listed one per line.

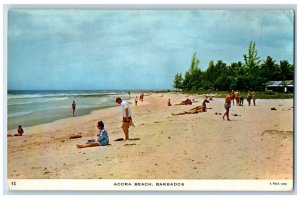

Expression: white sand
xmin=7 ymin=93 xmax=293 ymax=179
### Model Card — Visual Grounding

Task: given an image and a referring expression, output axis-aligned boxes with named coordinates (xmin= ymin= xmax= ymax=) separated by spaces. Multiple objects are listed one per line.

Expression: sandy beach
xmin=7 ymin=93 xmax=293 ymax=179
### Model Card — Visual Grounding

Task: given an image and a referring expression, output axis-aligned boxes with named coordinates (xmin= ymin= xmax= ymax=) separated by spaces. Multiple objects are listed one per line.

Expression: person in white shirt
xmin=115 ymin=97 xmax=133 ymax=140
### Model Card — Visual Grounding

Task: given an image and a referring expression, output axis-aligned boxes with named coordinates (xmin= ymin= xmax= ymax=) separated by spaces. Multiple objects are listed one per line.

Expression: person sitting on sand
xmin=203 ymin=98 xmax=209 ymax=104
xmin=223 ymin=90 xmax=232 ymax=121
xmin=76 ymin=121 xmax=109 ymax=148
xmin=172 ymin=99 xmax=208 ymax=115
xmin=168 ymin=99 xmax=172 ymax=106
xmin=176 ymin=98 xmax=192 ymax=105
xmin=14 ymin=125 xmax=24 ymax=136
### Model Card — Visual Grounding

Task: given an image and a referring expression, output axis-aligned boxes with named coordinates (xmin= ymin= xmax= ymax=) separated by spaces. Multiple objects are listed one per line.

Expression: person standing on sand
xmin=72 ymin=101 xmax=76 ymax=116
xmin=252 ymin=92 xmax=256 ymax=106
xmin=135 ymin=96 xmax=138 ymax=106
xmin=231 ymin=90 xmax=235 ymax=105
xmin=223 ymin=90 xmax=232 ymax=121
xmin=116 ymin=97 xmax=134 ymax=140
xmin=140 ymin=93 xmax=144 ymax=103
xmin=235 ymin=90 xmax=240 ymax=105
xmin=14 ymin=125 xmax=24 ymax=136
xmin=247 ymin=91 xmax=252 ymax=106
xmin=239 ymin=95 xmax=244 ymax=106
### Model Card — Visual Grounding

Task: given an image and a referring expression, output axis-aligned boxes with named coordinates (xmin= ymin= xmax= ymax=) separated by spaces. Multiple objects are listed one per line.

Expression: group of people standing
xmin=223 ymin=90 xmax=257 ymax=121
xmin=229 ymin=90 xmax=256 ymax=107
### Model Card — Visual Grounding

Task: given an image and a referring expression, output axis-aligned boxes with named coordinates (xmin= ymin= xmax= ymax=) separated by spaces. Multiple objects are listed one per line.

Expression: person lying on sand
xmin=172 ymin=99 xmax=208 ymax=115
xmin=14 ymin=125 xmax=24 ymax=136
xmin=76 ymin=121 xmax=109 ymax=148
xmin=175 ymin=98 xmax=193 ymax=105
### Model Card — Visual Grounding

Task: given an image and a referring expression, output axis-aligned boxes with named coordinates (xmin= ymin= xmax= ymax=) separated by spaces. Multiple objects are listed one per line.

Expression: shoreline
xmin=7 ymin=93 xmax=293 ymax=179
xmin=6 ymin=90 xmax=294 ymax=131
xmin=7 ymin=93 xmax=133 ymax=131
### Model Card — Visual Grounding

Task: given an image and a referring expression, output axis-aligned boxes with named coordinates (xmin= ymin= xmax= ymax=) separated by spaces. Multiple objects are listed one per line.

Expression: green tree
xmin=279 ymin=60 xmax=292 ymax=81
xmin=213 ymin=60 xmax=229 ymax=90
xmin=260 ymin=56 xmax=280 ymax=81
xmin=182 ymin=71 xmax=192 ymax=90
xmin=173 ymin=73 xmax=184 ymax=89
xmin=205 ymin=60 xmax=215 ymax=84
xmin=189 ymin=52 xmax=202 ymax=90
xmin=243 ymin=41 xmax=261 ymax=75
xmin=173 ymin=41 xmax=293 ymax=92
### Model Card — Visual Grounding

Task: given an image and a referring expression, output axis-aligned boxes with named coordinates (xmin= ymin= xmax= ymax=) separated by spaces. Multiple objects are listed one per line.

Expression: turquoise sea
xmin=7 ymin=90 xmax=131 ymax=130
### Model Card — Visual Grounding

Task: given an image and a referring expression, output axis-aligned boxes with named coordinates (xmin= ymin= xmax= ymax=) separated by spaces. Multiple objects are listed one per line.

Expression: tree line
xmin=173 ymin=41 xmax=294 ymax=91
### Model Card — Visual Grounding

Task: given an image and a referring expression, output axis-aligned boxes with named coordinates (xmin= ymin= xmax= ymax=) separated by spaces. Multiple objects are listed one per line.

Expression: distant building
xmin=265 ymin=80 xmax=294 ymax=92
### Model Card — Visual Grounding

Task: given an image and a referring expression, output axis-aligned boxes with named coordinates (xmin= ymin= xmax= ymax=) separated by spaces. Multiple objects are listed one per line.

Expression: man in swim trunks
xmin=116 ymin=97 xmax=133 ymax=140
xmin=223 ymin=90 xmax=232 ymax=121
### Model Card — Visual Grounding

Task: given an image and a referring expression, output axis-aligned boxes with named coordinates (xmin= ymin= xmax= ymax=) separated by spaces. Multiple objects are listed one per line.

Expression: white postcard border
xmin=7 ymin=179 xmax=293 ymax=191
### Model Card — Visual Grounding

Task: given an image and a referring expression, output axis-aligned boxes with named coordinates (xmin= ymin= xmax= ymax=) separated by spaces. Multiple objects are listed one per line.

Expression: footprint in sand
xmin=31 ymin=166 xmax=41 ymax=169
xmin=124 ymin=143 xmax=136 ymax=146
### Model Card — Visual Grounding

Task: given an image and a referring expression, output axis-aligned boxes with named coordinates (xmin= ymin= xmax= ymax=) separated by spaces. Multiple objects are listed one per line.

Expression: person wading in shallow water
xmin=72 ymin=101 xmax=76 ymax=116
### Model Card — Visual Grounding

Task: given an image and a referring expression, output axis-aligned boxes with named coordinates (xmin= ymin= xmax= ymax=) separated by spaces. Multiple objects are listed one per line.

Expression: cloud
xmin=7 ymin=9 xmax=294 ymax=90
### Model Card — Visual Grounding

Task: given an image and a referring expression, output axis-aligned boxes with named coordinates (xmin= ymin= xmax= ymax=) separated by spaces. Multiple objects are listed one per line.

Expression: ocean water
xmin=7 ymin=90 xmax=131 ymax=130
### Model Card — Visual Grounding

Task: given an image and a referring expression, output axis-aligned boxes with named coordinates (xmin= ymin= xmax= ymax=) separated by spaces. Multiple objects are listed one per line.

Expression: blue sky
xmin=8 ymin=10 xmax=294 ymax=90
